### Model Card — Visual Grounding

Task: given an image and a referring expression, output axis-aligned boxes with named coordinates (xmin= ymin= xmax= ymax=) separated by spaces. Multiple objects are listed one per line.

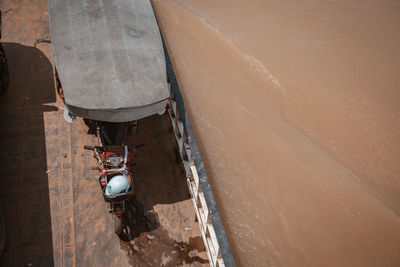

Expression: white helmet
xmin=105 ymin=175 xmax=131 ymax=197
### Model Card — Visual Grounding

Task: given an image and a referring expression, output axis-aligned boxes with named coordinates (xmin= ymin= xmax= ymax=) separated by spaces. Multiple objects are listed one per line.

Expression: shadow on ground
xmin=122 ymin=114 xmax=208 ymax=266
xmin=0 ymin=43 xmax=56 ymax=265
xmin=117 ymin=196 xmax=160 ymax=242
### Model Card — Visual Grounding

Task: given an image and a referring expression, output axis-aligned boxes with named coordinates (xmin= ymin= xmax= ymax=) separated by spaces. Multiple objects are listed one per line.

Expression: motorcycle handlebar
xmin=84 ymin=145 xmax=104 ymax=151
xmin=84 ymin=144 xmax=143 ymax=152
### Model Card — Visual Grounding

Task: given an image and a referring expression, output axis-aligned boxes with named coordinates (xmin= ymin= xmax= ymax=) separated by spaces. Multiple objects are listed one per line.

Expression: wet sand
xmin=0 ymin=0 xmax=207 ymax=266
xmin=152 ymin=0 xmax=400 ymax=266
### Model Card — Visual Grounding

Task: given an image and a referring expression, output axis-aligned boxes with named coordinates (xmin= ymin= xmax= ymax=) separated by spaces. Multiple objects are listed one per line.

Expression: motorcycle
xmin=83 ymin=121 xmax=139 ymax=234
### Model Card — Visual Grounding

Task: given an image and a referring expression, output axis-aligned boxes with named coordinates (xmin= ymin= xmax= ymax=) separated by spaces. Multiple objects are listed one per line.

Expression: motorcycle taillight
xmin=115 ymin=210 xmax=122 ymax=216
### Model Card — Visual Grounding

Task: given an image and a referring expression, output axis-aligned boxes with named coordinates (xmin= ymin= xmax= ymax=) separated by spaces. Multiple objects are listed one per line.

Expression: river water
xmin=152 ymin=1 xmax=400 ymax=265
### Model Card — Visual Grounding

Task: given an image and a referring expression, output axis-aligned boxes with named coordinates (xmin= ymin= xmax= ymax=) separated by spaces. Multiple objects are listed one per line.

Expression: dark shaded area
xmin=83 ymin=118 xmax=97 ymax=134
xmin=119 ymin=114 xmax=208 ymax=265
xmin=0 ymin=43 xmax=56 ymax=266
xmin=129 ymin=114 xmax=191 ymax=209
xmin=122 ymin=114 xmax=191 ymax=241
xmin=0 ymin=43 xmax=9 ymax=92
xmin=99 ymin=123 xmax=125 ymax=146
xmin=118 ymin=196 xmax=159 ymax=242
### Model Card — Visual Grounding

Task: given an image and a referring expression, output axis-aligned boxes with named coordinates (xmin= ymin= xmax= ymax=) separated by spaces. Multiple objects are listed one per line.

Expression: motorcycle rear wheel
xmin=113 ymin=214 xmax=123 ymax=235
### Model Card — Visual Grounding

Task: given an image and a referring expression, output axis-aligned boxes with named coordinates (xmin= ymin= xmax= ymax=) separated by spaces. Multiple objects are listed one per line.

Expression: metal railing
xmin=164 ymin=39 xmax=235 ymax=267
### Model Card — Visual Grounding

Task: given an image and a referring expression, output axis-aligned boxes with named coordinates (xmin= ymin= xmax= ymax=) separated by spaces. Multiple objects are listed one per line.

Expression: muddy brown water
xmin=152 ymin=0 xmax=400 ymax=266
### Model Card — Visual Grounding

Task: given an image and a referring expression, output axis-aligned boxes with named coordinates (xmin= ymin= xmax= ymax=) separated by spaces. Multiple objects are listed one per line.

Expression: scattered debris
xmin=188 ymin=249 xmax=199 ymax=258
xmin=146 ymin=234 xmax=155 ymax=240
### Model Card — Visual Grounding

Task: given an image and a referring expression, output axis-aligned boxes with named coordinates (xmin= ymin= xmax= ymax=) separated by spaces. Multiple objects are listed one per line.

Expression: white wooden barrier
xmin=167 ymin=90 xmax=225 ymax=267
